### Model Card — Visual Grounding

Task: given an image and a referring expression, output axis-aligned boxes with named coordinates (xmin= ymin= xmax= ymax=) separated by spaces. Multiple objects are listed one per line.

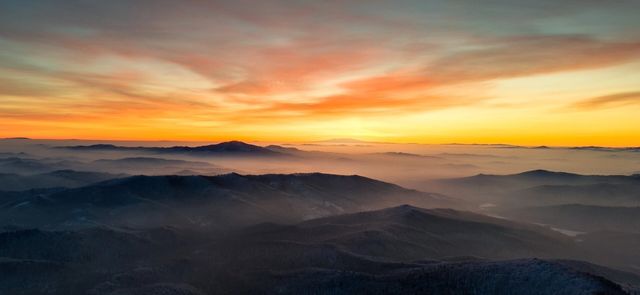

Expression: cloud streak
xmin=573 ymin=91 xmax=640 ymax=109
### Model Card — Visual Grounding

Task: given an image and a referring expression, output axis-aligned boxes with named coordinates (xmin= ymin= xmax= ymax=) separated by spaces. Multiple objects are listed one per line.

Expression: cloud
xmin=428 ymin=35 xmax=640 ymax=83
xmin=572 ymin=91 xmax=640 ymax=109
xmin=1 ymin=1 xmax=640 ymax=140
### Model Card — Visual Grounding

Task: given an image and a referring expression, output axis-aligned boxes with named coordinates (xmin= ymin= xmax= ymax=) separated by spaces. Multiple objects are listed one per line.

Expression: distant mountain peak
xmin=65 ymin=144 xmax=121 ymax=150
xmin=518 ymin=169 xmax=556 ymax=175
xmin=376 ymin=205 xmax=471 ymax=220
xmin=465 ymin=170 xmax=582 ymax=182
xmin=213 ymin=140 xmax=252 ymax=147
xmin=188 ymin=141 xmax=280 ymax=155
xmin=384 ymin=204 xmax=421 ymax=212
xmin=516 ymin=169 xmax=578 ymax=177
xmin=63 ymin=141 xmax=284 ymax=156
xmin=196 ymin=141 xmax=258 ymax=149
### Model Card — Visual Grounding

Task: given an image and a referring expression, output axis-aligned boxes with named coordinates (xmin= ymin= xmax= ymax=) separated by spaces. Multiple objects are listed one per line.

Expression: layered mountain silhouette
xmin=0 ymin=170 xmax=123 ymax=191
xmin=2 ymin=142 xmax=640 ymax=295
xmin=0 ymin=173 xmax=462 ymax=230
xmin=91 ymin=157 xmax=230 ymax=175
xmin=0 ymin=157 xmax=84 ymax=175
xmin=245 ymin=259 xmax=630 ymax=295
xmin=0 ymin=155 xmax=230 ymax=177
xmin=64 ymin=141 xmax=286 ymax=157
xmin=1 ymin=205 xmax=637 ymax=295
xmin=439 ymin=169 xmax=638 ymax=191
xmin=432 ymin=169 xmax=640 ymax=207
xmin=0 ymin=226 xmax=199 ymax=295
xmin=235 ymin=205 xmax=578 ymax=262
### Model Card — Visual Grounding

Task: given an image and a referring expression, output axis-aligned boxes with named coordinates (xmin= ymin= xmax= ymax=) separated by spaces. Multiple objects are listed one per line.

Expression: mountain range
xmin=0 ymin=173 xmax=462 ymax=230
xmin=432 ymin=169 xmax=640 ymax=207
xmin=63 ymin=141 xmax=286 ymax=157
xmin=2 ymin=138 xmax=640 ymax=294
xmin=0 ymin=170 xmax=123 ymax=191
xmin=1 ymin=204 xmax=638 ymax=294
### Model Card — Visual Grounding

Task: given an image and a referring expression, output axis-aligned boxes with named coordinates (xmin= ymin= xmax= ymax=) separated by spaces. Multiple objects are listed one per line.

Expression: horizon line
xmin=2 ymin=137 xmax=639 ymax=149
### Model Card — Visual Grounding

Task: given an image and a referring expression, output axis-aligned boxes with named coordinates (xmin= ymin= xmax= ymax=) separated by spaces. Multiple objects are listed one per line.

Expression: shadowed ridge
xmin=185 ymin=140 xmax=278 ymax=154
xmin=283 ymin=258 xmax=627 ymax=295
xmin=62 ymin=140 xmax=286 ymax=157
xmin=0 ymin=173 xmax=463 ymax=230
xmin=64 ymin=144 xmax=122 ymax=150
xmin=513 ymin=169 xmax=585 ymax=180
xmin=243 ymin=172 xmax=415 ymax=192
xmin=298 ymin=204 xmax=562 ymax=233
xmin=469 ymin=169 xmax=580 ymax=179
xmin=0 ymin=169 xmax=125 ymax=191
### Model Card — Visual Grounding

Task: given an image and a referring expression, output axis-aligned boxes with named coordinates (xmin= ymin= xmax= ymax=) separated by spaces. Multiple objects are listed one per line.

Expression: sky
xmin=0 ymin=0 xmax=639 ymax=146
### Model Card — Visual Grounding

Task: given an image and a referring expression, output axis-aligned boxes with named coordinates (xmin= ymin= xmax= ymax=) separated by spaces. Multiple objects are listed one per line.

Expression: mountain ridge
xmin=0 ymin=173 xmax=463 ymax=230
xmin=63 ymin=141 xmax=286 ymax=157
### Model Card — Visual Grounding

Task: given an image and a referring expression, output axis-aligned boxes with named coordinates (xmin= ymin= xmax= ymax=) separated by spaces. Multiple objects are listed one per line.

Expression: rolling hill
xmin=63 ymin=141 xmax=286 ymax=157
xmin=0 ymin=173 xmax=462 ymax=230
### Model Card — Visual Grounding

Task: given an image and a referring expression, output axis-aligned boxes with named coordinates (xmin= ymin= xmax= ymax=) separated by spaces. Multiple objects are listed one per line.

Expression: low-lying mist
xmin=3 ymin=138 xmax=638 ymax=187
xmin=2 ymin=138 xmax=640 ymax=294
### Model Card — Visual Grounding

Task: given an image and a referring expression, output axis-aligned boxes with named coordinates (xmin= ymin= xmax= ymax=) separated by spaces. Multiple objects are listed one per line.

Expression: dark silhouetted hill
xmin=232 ymin=205 xmax=578 ymax=262
xmin=64 ymin=141 xmax=286 ymax=157
xmin=0 ymin=170 xmax=124 ymax=191
xmin=0 ymin=173 xmax=462 ymax=229
xmin=431 ymin=170 xmax=640 ymax=206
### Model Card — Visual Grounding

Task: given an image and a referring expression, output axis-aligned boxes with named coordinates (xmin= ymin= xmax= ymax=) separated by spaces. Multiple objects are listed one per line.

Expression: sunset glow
xmin=1 ymin=1 xmax=639 ymax=145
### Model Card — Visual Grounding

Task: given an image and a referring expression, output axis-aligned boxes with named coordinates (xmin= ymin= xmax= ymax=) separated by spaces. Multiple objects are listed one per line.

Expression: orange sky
xmin=1 ymin=1 xmax=639 ymax=146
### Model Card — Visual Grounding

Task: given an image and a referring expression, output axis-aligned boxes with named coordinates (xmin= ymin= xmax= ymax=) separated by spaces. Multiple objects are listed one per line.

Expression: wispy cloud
xmin=0 ymin=0 xmax=639 ymax=142
xmin=572 ymin=91 xmax=640 ymax=109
